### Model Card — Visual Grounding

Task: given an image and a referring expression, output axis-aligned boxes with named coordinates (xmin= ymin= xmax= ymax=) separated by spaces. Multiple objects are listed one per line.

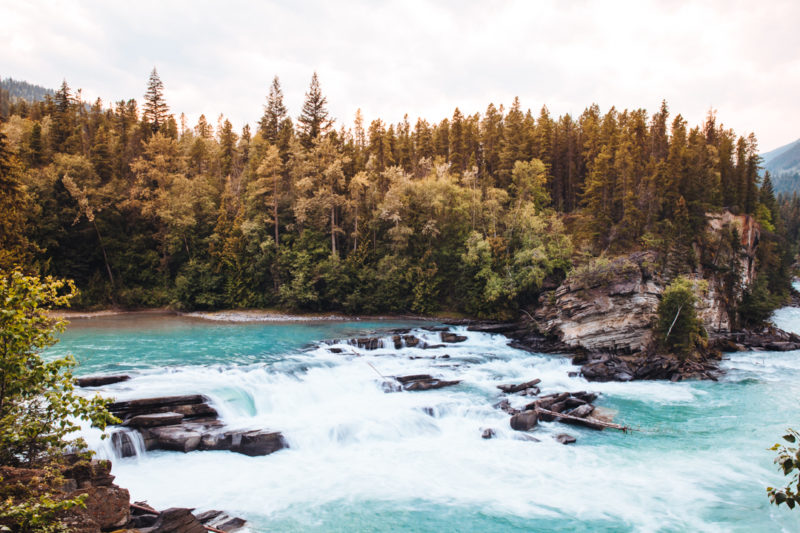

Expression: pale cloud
xmin=0 ymin=0 xmax=797 ymax=151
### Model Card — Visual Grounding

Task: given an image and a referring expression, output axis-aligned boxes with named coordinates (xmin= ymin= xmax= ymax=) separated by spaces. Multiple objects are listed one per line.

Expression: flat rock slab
xmin=109 ymin=395 xmax=217 ymax=422
xmin=201 ymin=429 xmax=287 ymax=457
xmin=126 ymin=412 xmax=184 ymax=428
xmin=76 ymin=374 xmax=131 ymax=387
xmin=394 ymin=374 xmax=461 ymax=391
xmin=140 ymin=423 xmax=287 ymax=457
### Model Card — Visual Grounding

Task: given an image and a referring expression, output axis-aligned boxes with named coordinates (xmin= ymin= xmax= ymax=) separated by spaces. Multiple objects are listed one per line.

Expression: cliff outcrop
xmin=533 ymin=213 xmax=760 ymax=355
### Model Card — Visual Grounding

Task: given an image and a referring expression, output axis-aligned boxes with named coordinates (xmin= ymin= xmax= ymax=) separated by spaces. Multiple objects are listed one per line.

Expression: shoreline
xmin=48 ymin=307 xmax=470 ymax=323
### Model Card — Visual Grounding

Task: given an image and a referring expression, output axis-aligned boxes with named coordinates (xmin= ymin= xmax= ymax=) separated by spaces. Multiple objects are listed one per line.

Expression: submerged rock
xmin=555 ymin=433 xmax=577 ymax=445
xmin=481 ymin=428 xmax=496 ymax=439
xmin=111 ymin=430 xmax=139 ymax=458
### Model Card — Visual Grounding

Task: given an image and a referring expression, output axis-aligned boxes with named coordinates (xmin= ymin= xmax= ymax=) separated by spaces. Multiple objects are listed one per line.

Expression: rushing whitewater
xmin=51 ymin=314 xmax=800 ymax=532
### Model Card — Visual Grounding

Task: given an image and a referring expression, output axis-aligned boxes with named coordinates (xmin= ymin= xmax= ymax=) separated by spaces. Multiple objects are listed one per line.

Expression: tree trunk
xmin=331 ymin=204 xmax=337 ymax=257
xmin=93 ymin=221 xmax=116 ymax=301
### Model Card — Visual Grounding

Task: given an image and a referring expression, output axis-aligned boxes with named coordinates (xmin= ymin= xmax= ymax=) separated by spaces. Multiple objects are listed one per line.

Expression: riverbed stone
xmin=510 ymin=411 xmax=539 ymax=431
xmin=556 ymin=433 xmax=577 ymax=445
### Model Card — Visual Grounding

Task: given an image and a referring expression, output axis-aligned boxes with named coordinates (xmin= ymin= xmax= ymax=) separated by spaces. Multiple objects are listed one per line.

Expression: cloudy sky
xmin=1 ymin=0 xmax=798 ymax=151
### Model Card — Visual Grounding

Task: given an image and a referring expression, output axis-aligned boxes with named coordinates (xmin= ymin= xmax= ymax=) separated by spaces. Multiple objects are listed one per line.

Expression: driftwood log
xmin=535 ymin=407 xmax=630 ymax=432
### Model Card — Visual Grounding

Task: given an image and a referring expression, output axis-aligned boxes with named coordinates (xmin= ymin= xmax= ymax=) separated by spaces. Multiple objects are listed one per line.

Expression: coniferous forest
xmin=0 ymin=70 xmax=796 ymax=319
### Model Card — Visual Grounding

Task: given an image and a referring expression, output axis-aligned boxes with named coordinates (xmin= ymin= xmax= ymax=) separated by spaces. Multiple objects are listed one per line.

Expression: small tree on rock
xmin=655 ymin=276 xmax=707 ymax=358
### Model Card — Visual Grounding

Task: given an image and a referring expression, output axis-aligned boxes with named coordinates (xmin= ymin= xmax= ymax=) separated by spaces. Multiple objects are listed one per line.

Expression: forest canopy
xmin=0 ymin=71 xmax=795 ymax=319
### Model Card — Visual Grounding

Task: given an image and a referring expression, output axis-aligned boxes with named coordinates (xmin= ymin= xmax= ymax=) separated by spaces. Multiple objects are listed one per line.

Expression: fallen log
xmin=534 ymin=407 xmax=630 ymax=432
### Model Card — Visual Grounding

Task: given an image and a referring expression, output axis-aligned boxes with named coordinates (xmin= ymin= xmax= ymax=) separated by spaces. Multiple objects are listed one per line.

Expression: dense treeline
xmin=0 ymin=70 xmax=796 ymax=318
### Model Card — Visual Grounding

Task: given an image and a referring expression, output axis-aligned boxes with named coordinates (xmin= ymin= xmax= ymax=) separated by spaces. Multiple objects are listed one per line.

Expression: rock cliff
xmin=534 ymin=212 xmax=759 ymax=354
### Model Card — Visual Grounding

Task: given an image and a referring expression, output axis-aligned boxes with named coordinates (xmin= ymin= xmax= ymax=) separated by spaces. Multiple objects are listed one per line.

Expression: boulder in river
xmin=510 ymin=411 xmax=539 ymax=431
xmin=441 ymin=332 xmax=467 ymax=343
xmin=350 ymin=337 xmax=384 ymax=350
xmin=555 ymin=433 xmax=577 ymax=445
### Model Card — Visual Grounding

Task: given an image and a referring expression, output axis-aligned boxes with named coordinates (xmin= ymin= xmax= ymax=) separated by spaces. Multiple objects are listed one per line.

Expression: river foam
xmin=64 ymin=321 xmax=800 ymax=532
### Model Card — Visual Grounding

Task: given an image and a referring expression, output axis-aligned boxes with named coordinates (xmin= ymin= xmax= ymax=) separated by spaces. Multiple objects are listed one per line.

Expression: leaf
xmin=783 ymin=434 xmax=796 ymax=443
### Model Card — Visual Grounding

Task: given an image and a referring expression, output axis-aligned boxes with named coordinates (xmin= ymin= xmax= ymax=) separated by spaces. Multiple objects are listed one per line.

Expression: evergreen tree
xmin=297 ymin=72 xmax=332 ymax=148
xmin=260 ymin=76 xmax=288 ymax=144
xmin=143 ymin=67 xmax=170 ymax=133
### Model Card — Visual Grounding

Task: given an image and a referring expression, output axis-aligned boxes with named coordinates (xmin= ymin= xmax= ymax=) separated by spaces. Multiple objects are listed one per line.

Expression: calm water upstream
xmin=47 ymin=310 xmax=800 ymax=532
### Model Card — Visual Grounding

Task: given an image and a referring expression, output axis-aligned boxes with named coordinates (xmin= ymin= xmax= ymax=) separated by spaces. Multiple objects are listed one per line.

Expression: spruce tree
xmin=260 ymin=76 xmax=288 ymax=144
xmin=143 ymin=67 xmax=170 ymax=133
xmin=297 ymin=72 xmax=332 ymax=148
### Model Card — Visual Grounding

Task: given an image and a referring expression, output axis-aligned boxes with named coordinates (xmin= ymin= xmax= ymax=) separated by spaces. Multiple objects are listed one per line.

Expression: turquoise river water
xmin=47 ymin=310 xmax=800 ymax=532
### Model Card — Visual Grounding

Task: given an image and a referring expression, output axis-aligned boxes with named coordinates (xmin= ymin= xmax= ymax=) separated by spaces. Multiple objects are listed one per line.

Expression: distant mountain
xmin=0 ymin=77 xmax=54 ymax=102
xmin=761 ymin=139 xmax=800 ymax=194
xmin=762 ymin=138 xmax=800 ymax=174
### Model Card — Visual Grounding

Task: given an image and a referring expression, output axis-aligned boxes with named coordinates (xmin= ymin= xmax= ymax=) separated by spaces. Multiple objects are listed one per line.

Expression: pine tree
xmin=259 ymin=76 xmax=288 ymax=144
xmin=51 ymin=80 xmax=74 ymax=152
xmin=143 ymin=68 xmax=170 ymax=133
xmin=297 ymin=72 xmax=332 ymax=148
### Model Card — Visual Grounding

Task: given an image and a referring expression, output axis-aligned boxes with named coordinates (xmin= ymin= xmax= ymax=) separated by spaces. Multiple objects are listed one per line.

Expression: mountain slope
xmin=762 ymin=138 xmax=800 ymax=174
xmin=0 ymin=77 xmax=54 ymax=102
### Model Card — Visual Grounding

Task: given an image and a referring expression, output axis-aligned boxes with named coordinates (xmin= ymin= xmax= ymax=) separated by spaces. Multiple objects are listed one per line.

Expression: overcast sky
xmin=1 ymin=0 xmax=798 ymax=152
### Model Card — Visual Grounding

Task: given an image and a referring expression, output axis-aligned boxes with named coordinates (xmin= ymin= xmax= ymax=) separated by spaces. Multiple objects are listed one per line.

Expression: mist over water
xmin=55 ymin=313 xmax=800 ymax=532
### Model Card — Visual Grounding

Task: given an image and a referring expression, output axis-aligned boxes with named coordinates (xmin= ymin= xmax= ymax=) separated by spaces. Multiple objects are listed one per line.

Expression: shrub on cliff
xmin=655 ymin=276 xmax=707 ymax=357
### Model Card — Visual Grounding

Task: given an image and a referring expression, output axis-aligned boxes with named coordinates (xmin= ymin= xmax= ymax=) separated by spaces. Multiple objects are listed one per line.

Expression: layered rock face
xmin=535 ymin=252 xmax=662 ymax=353
xmin=535 ymin=213 xmax=759 ymax=354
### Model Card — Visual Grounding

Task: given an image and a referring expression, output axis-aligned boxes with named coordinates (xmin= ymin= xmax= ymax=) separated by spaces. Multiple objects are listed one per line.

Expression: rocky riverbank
xmin=0 ymin=456 xmax=247 ymax=533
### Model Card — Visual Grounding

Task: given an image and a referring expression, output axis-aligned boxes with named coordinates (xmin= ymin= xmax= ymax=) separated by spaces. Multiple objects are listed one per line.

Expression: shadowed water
xmin=52 ymin=312 xmax=800 ymax=532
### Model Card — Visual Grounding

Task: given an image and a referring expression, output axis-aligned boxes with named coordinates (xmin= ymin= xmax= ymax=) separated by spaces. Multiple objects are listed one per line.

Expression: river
xmin=49 ymin=310 xmax=800 ymax=532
